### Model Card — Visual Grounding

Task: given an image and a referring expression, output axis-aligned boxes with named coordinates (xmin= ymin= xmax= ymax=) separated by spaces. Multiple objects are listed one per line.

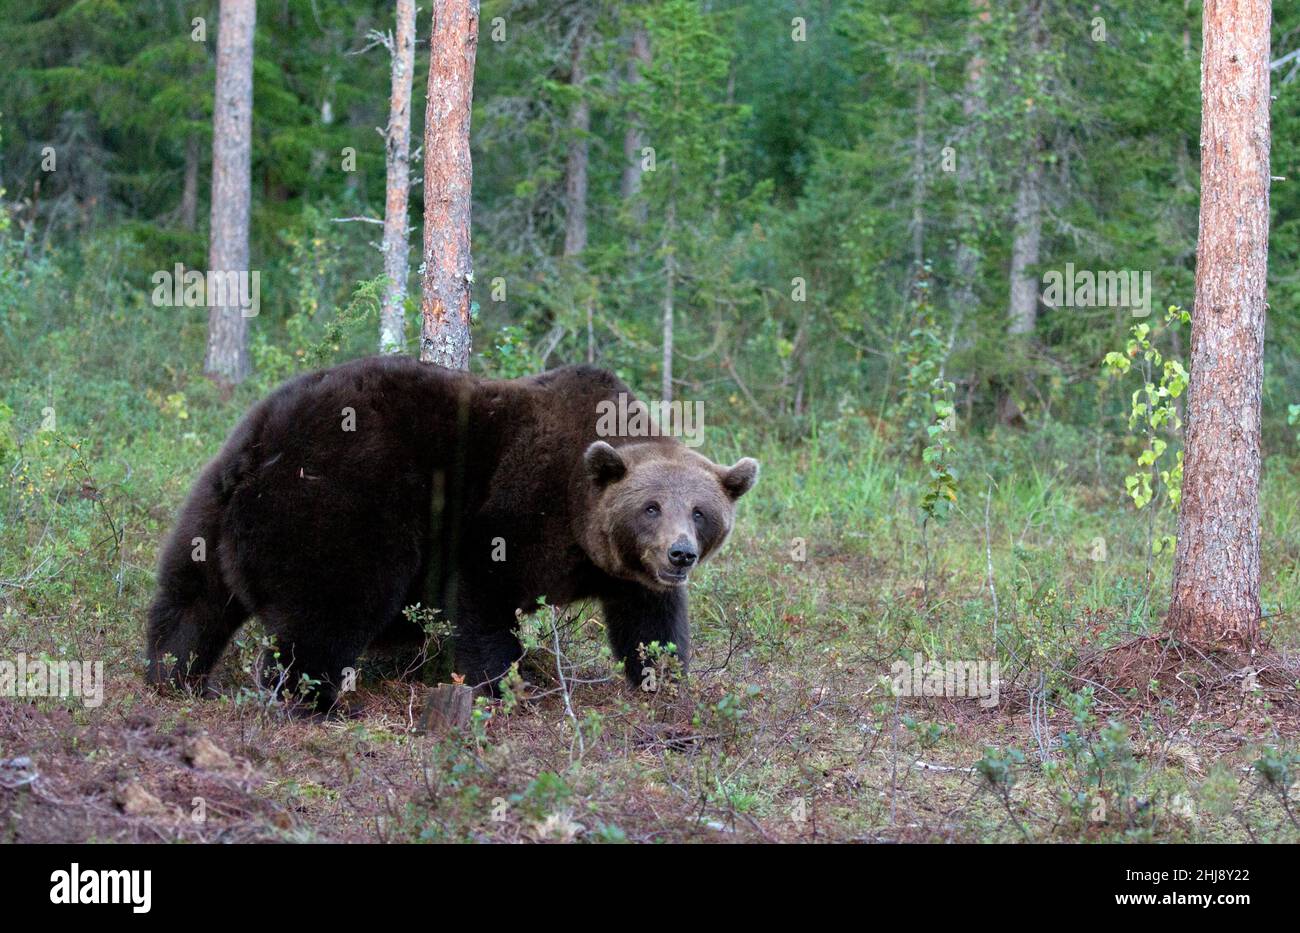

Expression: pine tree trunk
xmin=621 ymin=26 xmax=650 ymax=224
xmin=1167 ymin=0 xmax=1271 ymax=651
xmin=380 ymin=0 xmax=417 ymax=353
xmin=563 ymin=26 xmax=589 ymax=257
xmin=204 ymin=0 xmax=256 ymax=387
xmin=419 ymin=0 xmax=479 ymax=370
xmin=180 ymin=133 xmax=199 ymax=231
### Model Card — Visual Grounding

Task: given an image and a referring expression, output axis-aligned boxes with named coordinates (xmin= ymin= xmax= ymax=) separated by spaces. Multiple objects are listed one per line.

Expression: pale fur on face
xmin=581 ymin=441 xmax=758 ymax=588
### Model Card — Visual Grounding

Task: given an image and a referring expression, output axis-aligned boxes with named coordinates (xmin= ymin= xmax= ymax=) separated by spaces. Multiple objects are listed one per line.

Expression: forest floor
xmin=4 ymin=412 xmax=1300 ymax=843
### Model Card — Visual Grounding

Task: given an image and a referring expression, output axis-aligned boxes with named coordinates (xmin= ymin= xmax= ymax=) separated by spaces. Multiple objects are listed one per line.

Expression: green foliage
xmin=1253 ymin=745 xmax=1299 ymax=791
xmin=976 ymin=745 xmax=1024 ymax=790
xmin=3 ymin=0 xmax=1300 ymax=846
xmin=1102 ymin=306 xmax=1190 ymax=552
xmin=479 ymin=325 xmax=546 ymax=380
xmin=919 ymin=379 xmax=959 ymax=523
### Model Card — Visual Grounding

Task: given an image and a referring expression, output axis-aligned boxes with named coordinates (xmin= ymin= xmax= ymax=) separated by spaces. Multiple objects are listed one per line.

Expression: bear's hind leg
xmin=255 ymin=639 xmax=348 ymax=715
xmin=254 ymin=613 xmax=380 ymax=716
xmin=451 ymin=587 xmax=525 ymax=693
xmin=454 ymin=624 xmax=524 ymax=693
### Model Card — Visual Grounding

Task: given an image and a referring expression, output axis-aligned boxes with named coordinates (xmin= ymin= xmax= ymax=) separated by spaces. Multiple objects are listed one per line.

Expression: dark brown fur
xmin=145 ymin=355 xmax=757 ymax=712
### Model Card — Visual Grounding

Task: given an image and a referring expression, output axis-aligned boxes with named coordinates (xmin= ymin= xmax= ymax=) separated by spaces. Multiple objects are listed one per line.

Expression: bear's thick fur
xmin=145 ymin=355 xmax=757 ymax=711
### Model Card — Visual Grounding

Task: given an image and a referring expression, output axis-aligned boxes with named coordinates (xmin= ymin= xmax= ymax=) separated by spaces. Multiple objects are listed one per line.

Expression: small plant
xmin=896 ymin=264 xmax=944 ymax=454
xmin=1252 ymin=745 xmax=1300 ymax=830
xmin=976 ymin=745 xmax=1029 ymax=840
xmin=919 ymin=378 xmax=959 ymax=522
xmin=976 ymin=745 xmax=1024 ymax=790
xmin=399 ymin=603 xmax=455 ymax=681
xmin=713 ymin=684 xmax=762 ymax=727
xmin=634 ymin=640 xmax=685 ymax=699
xmin=1055 ymin=689 xmax=1142 ymax=833
xmin=1102 ymin=305 xmax=1190 ymax=554
xmin=903 ymin=716 xmax=949 ymax=753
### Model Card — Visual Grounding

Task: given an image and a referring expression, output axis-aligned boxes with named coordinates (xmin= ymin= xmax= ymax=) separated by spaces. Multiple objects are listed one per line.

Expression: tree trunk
xmin=1006 ymin=149 xmax=1042 ymax=336
xmin=621 ymin=26 xmax=650 ymax=224
xmin=1006 ymin=1 xmax=1044 ymax=339
xmin=712 ymin=67 xmax=735 ymax=224
xmin=419 ymin=0 xmax=479 ymax=370
xmin=661 ymin=193 xmax=676 ymax=405
xmin=947 ymin=0 xmax=989 ymax=368
xmin=563 ymin=25 xmax=589 ymax=257
xmin=586 ymin=297 xmax=594 ymax=363
xmin=380 ymin=0 xmax=417 ymax=353
xmin=910 ymin=76 xmax=926 ymax=267
xmin=204 ymin=0 xmax=256 ymax=387
xmin=1167 ymin=0 xmax=1271 ymax=651
xmin=180 ymin=133 xmax=199 ymax=231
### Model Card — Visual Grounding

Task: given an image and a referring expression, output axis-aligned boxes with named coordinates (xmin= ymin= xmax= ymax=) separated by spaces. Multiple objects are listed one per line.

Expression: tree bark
xmin=563 ymin=25 xmax=589 ymax=257
xmin=947 ymin=0 xmax=989 ymax=367
xmin=380 ymin=0 xmax=417 ymax=353
xmin=712 ymin=67 xmax=735 ymax=224
xmin=419 ymin=0 xmax=479 ymax=370
xmin=204 ymin=0 xmax=256 ymax=387
xmin=1006 ymin=1 xmax=1044 ymax=339
xmin=180 ymin=133 xmax=200 ymax=231
xmin=621 ymin=26 xmax=650 ymax=224
xmin=1167 ymin=0 xmax=1271 ymax=651
xmin=661 ymin=193 xmax=676 ymax=406
xmin=1006 ymin=150 xmax=1042 ymax=336
xmin=910 ymin=76 xmax=926 ymax=267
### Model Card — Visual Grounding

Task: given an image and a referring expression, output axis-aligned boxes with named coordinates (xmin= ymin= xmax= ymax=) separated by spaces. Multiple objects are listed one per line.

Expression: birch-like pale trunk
xmin=1006 ymin=1 xmax=1044 ymax=339
xmin=661 ymin=193 xmax=676 ymax=406
xmin=563 ymin=26 xmax=589 ymax=257
xmin=204 ymin=0 xmax=256 ymax=387
xmin=380 ymin=0 xmax=417 ymax=353
xmin=621 ymin=26 xmax=650 ymax=225
xmin=949 ymin=0 xmax=989 ymax=347
xmin=1006 ymin=153 xmax=1042 ymax=336
xmin=910 ymin=77 xmax=926 ymax=267
xmin=180 ymin=133 xmax=199 ymax=231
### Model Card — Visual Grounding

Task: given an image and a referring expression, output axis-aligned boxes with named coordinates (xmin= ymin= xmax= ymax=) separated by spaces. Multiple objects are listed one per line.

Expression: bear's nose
xmin=668 ymin=539 xmax=698 ymax=568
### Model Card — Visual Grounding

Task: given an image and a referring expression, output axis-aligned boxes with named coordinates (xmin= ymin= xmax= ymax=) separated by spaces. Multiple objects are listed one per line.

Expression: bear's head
xmin=579 ymin=440 xmax=759 ymax=589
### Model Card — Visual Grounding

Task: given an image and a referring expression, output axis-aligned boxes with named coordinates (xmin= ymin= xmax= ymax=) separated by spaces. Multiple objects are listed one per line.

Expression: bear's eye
xmin=692 ymin=508 xmax=705 ymax=523
xmin=645 ymin=503 xmax=660 ymax=516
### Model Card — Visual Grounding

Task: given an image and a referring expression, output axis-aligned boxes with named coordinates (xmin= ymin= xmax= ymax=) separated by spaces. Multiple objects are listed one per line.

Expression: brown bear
xmin=145 ymin=354 xmax=758 ymax=712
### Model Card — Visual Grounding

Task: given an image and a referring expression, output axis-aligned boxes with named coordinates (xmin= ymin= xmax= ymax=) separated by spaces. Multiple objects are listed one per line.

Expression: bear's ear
xmin=584 ymin=441 xmax=628 ymax=487
xmin=721 ymin=457 xmax=760 ymax=500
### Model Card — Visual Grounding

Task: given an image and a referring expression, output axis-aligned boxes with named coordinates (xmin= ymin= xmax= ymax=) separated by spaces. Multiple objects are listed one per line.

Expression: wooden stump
xmin=417 ymin=683 xmax=474 ymax=734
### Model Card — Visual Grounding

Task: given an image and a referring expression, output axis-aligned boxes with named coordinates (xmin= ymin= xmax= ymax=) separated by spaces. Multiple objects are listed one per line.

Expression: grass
xmin=1 ymin=236 xmax=1298 ymax=842
xmin=3 ymin=368 xmax=1300 ymax=844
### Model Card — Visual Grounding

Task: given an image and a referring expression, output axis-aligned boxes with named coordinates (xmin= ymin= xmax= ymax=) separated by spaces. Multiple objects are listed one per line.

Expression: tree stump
xmin=418 ymin=683 xmax=474 ymax=734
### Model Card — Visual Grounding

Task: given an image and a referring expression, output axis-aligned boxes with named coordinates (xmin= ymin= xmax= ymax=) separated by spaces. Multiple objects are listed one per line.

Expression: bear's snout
xmin=668 ymin=537 xmax=698 ymax=569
